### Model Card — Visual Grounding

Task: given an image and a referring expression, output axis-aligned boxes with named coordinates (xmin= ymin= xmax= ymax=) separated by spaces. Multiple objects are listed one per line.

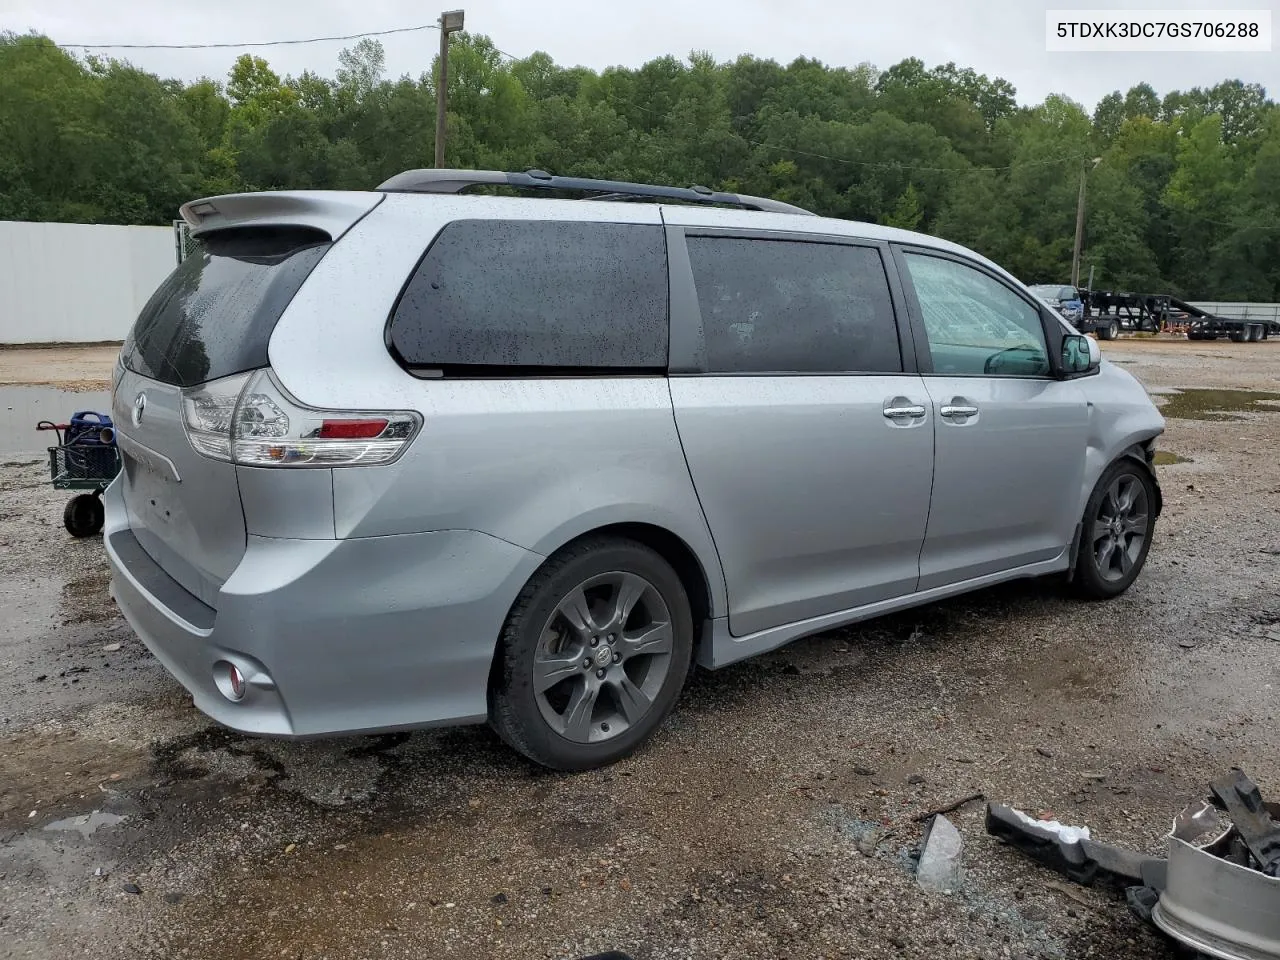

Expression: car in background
xmin=1029 ymin=284 xmax=1084 ymax=324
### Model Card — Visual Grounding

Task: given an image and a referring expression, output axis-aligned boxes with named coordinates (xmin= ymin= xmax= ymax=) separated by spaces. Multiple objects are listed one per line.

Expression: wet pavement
xmin=1 ymin=340 xmax=1278 ymax=960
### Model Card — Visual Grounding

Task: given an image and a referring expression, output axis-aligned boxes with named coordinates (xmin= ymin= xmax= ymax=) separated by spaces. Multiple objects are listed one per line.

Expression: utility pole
xmin=1071 ymin=156 xmax=1102 ymax=288
xmin=434 ymin=9 xmax=465 ymax=168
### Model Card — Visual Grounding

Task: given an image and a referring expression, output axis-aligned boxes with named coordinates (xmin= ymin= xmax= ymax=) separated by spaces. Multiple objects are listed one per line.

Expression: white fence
xmin=0 ymin=221 xmax=175 ymax=344
xmin=1189 ymin=302 xmax=1280 ymax=323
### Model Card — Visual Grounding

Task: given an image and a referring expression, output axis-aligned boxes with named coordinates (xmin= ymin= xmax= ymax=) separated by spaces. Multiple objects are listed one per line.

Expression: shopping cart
xmin=36 ymin=411 xmax=122 ymax=537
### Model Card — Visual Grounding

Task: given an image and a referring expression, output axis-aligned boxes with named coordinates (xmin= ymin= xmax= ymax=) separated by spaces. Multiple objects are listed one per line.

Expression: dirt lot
xmin=0 ymin=344 xmax=116 ymax=391
xmin=1 ymin=339 xmax=1278 ymax=960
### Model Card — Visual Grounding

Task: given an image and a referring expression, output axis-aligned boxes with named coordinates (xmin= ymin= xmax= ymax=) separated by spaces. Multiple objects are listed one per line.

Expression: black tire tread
xmin=1072 ymin=460 xmax=1156 ymax=600
xmin=488 ymin=536 xmax=692 ymax=771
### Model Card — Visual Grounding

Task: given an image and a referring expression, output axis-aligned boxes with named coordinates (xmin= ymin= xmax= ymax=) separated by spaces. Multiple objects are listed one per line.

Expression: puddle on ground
xmin=1157 ymin=389 xmax=1280 ymax=421
xmin=0 ymin=386 xmax=112 ymax=455
xmin=43 ymin=810 xmax=127 ymax=838
xmin=1153 ymin=451 xmax=1191 ymax=465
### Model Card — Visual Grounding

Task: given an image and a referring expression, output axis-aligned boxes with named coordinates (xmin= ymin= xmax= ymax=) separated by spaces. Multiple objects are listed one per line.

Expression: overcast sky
xmin=5 ymin=0 xmax=1276 ymax=110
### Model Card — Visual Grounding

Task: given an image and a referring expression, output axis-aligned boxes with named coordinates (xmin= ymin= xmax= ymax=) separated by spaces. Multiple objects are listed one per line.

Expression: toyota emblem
xmin=132 ymin=392 xmax=147 ymax=427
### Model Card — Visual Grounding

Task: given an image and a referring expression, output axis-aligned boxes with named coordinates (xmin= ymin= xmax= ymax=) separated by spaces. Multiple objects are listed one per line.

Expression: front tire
xmin=489 ymin=537 xmax=694 ymax=771
xmin=1073 ymin=461 xmax=1156 ymax=600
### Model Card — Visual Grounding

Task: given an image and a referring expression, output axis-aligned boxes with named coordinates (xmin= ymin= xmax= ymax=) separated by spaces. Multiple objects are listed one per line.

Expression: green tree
xmin=1 ymin=28 xmax=1277 ymax=302
xmin=0 ymin=33 xmax=103 ymax=220
xmin=885 ymin=184 xmax=924 ymax=230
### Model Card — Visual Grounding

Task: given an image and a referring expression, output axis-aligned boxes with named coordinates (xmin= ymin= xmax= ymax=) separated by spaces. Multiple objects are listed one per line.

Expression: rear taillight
xmin=182 ymin=373 xmax=248 ymax=461
xmin=181 ymin=370 xmax=420 ymax=468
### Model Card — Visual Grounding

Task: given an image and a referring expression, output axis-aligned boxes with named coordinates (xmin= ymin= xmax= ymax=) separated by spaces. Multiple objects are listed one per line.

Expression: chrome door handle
xmin=883 ymin=404 xmax=927 ymax=420
xmin=940 ymin=404 xmax=979 ymax=419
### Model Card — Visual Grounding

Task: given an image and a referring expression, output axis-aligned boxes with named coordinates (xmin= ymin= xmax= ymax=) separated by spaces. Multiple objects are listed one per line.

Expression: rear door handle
xmin=940 ymin=403 xmax=979 ymax=420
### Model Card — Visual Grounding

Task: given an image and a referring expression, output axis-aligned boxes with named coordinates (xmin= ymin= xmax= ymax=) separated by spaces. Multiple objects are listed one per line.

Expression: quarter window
xmin=685 ymin=237 xmax=902 ymax=374
xmin=902 ymin=253 xmax=1050 ymax=377
xmin=388 ymin=220 xmax=669 ymax=373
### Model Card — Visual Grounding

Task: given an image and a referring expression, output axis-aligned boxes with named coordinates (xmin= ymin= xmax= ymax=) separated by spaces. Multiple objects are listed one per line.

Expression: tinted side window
xmin=389 ymin=220 xmax=668 ymax=373
xmin=122 ymin=227 xmax=330 ymax=387
xmin=902 ymin=252 xmax=1050 ymax=377
xmin=685 ymin=237 xmax=901 ymax=374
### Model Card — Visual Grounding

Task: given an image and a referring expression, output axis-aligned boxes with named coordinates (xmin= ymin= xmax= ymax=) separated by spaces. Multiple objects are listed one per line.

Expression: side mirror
xmin=1061 ymin=334 xmax=1099 ymax=375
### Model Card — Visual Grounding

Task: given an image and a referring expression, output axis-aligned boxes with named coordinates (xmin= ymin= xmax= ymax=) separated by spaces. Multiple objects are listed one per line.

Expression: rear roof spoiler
xmin=179 ymin=191 xmax=384 ymax=240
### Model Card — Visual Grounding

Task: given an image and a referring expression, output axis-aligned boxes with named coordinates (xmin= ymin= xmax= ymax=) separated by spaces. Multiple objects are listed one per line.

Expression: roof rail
xmin=375 ymin=168 xmax=815 ymax=216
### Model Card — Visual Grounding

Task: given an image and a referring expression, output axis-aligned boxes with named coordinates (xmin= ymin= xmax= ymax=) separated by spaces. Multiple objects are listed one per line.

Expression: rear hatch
xmin=112 ymin=193 xmax=379 ymax=606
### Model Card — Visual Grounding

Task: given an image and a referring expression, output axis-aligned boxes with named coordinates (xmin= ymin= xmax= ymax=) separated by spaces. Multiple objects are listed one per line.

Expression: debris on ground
xmin=1208 ymin=770 xmax=1280 ymax=877
xmin=915 ymin=814 xmax=964 ymax=894
xmin=912 ymin=791 xmax=984 ymax=822
xmin=988 ymin=768 xmax=1280 ymax=960
xmin=986 ymin=803 xmax=1154 ymax=886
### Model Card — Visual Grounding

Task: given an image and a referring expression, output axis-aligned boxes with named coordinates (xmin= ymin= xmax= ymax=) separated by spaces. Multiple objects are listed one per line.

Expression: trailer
xmin=1072 ymin=290 xmax=1277 ymax=343
xmin=1176 ymin=298 xmax=1276 ymax=342
xmin=1074 ymin=290 xmax=1165 ymax=340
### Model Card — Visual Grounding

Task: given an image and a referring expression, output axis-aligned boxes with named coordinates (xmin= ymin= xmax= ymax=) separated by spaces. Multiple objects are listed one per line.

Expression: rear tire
xmin=1097 ymin=320 xmax=1119 ymax=341
xmin=1230 ymin=328 xmax=1249 ymax=343
xmin=1073 ymin=460 xmax=1156 ymax=600
xmin=1248 ymin=325 xmax=1262 ymax=343
xmin=63 ymin=494 xmax=104 ymax=538
xmin=489 ymin=537 xmax=694 ymax=771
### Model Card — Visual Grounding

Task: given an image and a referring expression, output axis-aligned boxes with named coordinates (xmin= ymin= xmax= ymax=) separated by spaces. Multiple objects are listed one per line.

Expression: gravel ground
xmin=1 ymin=339 xmax=1278 ymax=960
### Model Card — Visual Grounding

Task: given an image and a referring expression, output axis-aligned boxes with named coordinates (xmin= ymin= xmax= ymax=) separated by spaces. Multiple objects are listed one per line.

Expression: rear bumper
xmin=104 ymin=480 xmax=544 ymax=736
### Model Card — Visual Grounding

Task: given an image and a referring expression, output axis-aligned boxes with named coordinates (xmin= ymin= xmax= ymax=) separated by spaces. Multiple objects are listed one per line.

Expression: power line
xmin=60 ymin=23 xmax=438 ymax=51
xmin=59 ymin=27 xmax=1084 ymax=177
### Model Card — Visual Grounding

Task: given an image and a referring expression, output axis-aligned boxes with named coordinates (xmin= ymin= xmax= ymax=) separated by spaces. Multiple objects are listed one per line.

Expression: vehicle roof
xmin=181 ymin=188 xmax=1027 ymax=291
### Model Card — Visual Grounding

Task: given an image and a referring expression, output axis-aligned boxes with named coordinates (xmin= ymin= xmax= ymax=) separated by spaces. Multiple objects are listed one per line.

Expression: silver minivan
xmin=105 ymin=169 xmax=1164 ymax=770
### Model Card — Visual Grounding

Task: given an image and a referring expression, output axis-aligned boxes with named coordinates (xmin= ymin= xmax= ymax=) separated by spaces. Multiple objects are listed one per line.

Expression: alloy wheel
xmin=532 ymin=572 xmax=674 ymax=744
xmin=1091 ymin=473 xmax=1149 ymax=582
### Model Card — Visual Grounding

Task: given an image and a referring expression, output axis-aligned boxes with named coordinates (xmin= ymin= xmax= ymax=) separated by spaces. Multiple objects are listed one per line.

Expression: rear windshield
xmin=122 ymin=227 xmax=330 ymax=387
